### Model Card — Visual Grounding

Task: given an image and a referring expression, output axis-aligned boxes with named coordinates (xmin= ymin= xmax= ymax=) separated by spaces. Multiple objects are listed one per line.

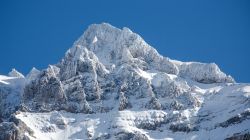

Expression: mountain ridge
xmin=0 ymin=23 xmax=249 ymax=140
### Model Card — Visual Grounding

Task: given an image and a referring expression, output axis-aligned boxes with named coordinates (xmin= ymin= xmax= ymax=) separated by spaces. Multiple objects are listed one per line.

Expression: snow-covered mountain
xmin=0 ymin=23 xmax=249 ymax=140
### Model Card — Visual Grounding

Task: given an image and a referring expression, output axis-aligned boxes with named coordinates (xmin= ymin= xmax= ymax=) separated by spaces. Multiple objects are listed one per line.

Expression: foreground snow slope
xmin=0 ymin=23 xmax=249 ymax=140
xmin=16 ymin=83 xmax=250 ymax=140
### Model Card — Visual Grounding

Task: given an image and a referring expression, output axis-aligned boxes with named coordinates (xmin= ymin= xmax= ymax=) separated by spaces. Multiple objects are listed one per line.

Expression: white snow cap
xmin=8 ymin=68 xmax=25 ymax=78
xmin=65 ymin=23 xmax=234 ymax=83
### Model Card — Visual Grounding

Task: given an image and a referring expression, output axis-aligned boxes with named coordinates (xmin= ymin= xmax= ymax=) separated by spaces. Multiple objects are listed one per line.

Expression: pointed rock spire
xmin=26 ymin=67 xmax=40 ymax=82
xmin=8 ymin=68 xmax=25 ymax=78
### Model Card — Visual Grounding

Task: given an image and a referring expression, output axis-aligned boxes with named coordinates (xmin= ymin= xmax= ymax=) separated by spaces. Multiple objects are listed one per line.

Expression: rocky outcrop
xmin=23 ymin=65 xmax=66 ymax=112
xmin=118 ymin=92 xmax=131 ymax=111
xmin=169 ymin=123 xmax=198 ymax=133
xmin=145 ymin=96 xmax=162 ymax=110
xmin=175 ymin=61 xmax=235 ymax=84
xmin=115 ymin=131 xmax=149 ymax=140
xmin=225 ymin=132 xmax=250 ymax=140
xmin=0 ymin=116 xmax=33 ymax=140
xmin=217 ymin=109 xmax=250 ymax=128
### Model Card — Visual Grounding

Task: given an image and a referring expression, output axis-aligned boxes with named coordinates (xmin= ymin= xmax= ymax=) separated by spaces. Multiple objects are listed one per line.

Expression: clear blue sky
xmin=0 ymin=0 xmax=249 ymax=82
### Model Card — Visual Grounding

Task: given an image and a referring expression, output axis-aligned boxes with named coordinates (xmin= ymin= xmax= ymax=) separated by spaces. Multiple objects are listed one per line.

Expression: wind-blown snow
xmin=0 ymin=75 xmax=15 ymax=85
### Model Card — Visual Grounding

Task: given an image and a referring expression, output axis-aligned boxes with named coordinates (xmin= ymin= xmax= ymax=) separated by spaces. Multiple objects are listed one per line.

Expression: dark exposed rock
xmin=23 ymin=66 xmax=66 ymax=112
xmin=170 ymin=100 xmax=184 ymax=110
xmin=41 ymin=125 xmax=55 ymax=133
xmin=115 ymin=131 xmax=149 ymax=140
xmin=225 ymin=132 xmax=250 ymax=140
xmin=0 ymin=81 xmax=23 ymax=119
xmin=217 ymin=110 xmax=250 ymax=128
xmin=0 ymin=122 xmax=21 ymax=140
xmin=137 ymin=120 xmax=160 ymax=130
xmin=0 ymin=116 xmax=34 ymax=140
xmin=94 ymin=133 xmax=111 ymax=140
xmin=119 ymin=92 xmax=132 ymax=111
xmin=145 ymin=96 xmax=162 ymax=110
xmin=169 ymin=123 xmax=198 ymax=133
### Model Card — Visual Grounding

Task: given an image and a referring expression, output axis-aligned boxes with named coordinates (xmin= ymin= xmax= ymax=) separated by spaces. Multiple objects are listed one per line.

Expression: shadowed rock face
xmin=217 ymin=110 xmax=250 ymax=128
xmin=0 ymin=77 xmax=24 ymax=119
xmin=225 ymin=132 xmax=250 ymax=140
xmin=0 ymin=23 xmax=248 ymax=140
xmin=115 ymin=131 xmax=149 ymax=140
xmin=0 ymin=116 xmax=34 ymax=140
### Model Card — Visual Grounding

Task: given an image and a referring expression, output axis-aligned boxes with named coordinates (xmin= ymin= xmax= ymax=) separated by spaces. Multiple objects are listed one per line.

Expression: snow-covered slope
xmin=0 ymin=23 xmax=249 ymax=140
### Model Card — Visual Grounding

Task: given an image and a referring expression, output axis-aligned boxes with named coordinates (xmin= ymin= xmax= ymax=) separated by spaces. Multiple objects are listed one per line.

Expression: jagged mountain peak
xmin=63 ymin=23 xmax=233 ymax=84
xmin=8 ymin=68 xmax=25 ymax=78
xmin=67 ymin=23 xmax=145 ymax=62
xmin=64 ymin=23 xmax=179 ymax=78
xmin=26 ymin=67 xmax=40 ymax=83
xmin=76 ymin=23 xmax=133 ymax=45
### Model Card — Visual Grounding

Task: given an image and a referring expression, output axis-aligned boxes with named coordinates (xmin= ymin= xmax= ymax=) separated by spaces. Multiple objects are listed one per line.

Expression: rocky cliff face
xmin=0 ymin=23 xmax=249 ymax=140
